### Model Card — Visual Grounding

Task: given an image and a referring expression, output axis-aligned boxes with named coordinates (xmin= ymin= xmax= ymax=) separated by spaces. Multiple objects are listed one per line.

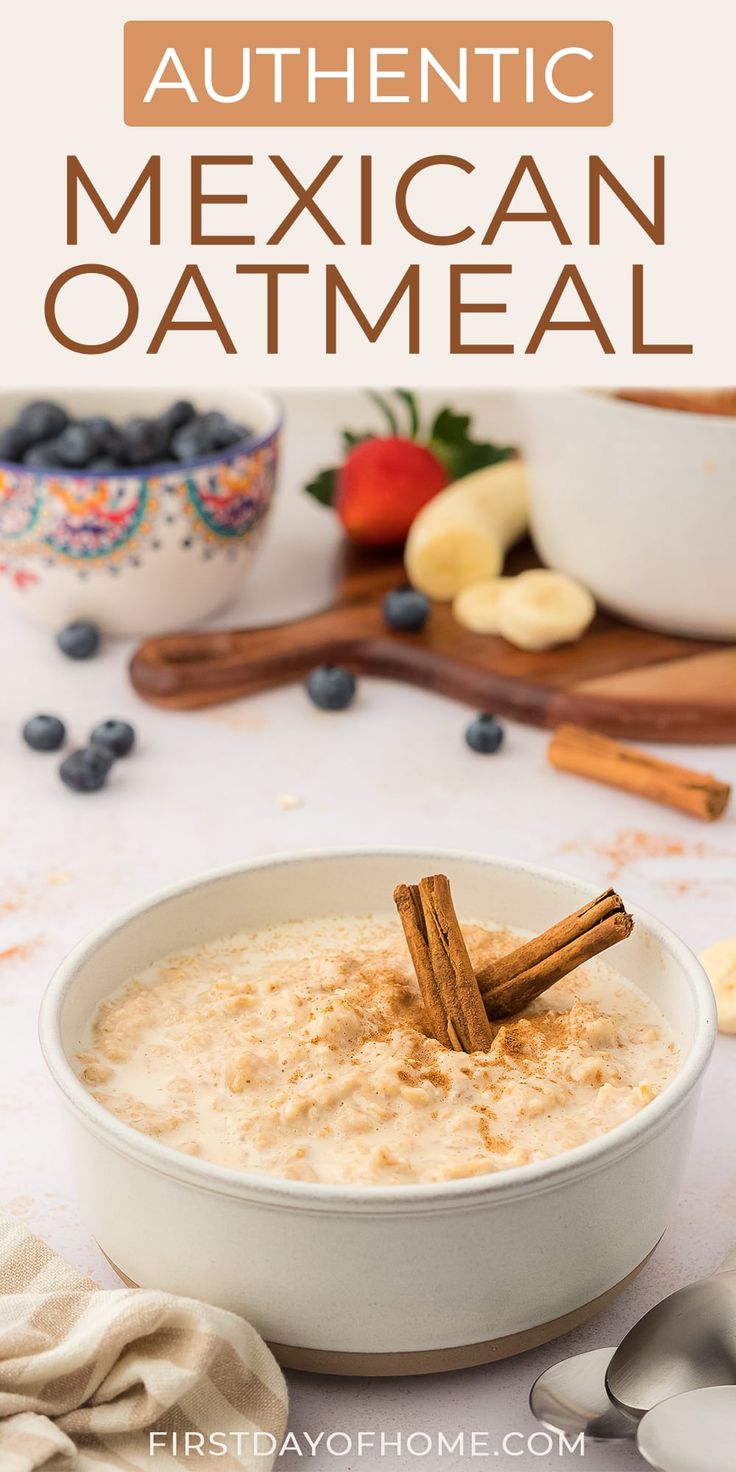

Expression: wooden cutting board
xmin=129 ymin=542 xmax=736 ymax=743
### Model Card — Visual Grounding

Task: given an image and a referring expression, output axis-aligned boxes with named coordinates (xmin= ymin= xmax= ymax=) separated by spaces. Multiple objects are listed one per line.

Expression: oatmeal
xmin=78 ymin=914 xmax=678 ymax=1185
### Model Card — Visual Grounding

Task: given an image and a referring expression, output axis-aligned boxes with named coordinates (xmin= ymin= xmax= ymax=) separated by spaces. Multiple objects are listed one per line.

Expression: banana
xmin=496 ymin=569 xmax=596 ymax=651
xmin=453 ymin=578 xmax=510 ymax=634
xmin=405 ymin=460 xmax=528 ymax=601
xmin=699 ymin=937 xmax=736 ymax=1034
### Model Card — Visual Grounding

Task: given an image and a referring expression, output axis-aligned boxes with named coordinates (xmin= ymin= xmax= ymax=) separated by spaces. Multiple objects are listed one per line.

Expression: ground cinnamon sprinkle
xmin=478 ymin=1116 xmax=512 ymax=1155
xmin=521 ymin=1011 xmax=581 ymax=1049
xmin=398 ymin=1063 xmax=450 ymax=1092
xmin=419 ymin=1066 xmax=450 ymax=1091
xmin=490 ymin=1023 xmax=529 ymax=1063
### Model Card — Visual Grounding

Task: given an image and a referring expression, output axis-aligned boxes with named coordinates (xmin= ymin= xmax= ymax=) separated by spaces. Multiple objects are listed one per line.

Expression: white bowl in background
xmin=0 ymin=388 xmax=281 ymax=636
xmin=518 ymin=389 xmax=736 ymax=639
xmin=39 ymin=850 xmax=715 ymax=1376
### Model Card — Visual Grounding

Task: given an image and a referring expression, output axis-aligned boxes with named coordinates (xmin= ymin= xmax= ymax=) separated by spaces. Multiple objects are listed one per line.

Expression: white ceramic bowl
xmin=518 ymin=389 xmax=736 ymax=639
xmin=39 ymin=851 xmax=715 ymax=1377
xmin=0 ymin=388 xmax=281 ymax=636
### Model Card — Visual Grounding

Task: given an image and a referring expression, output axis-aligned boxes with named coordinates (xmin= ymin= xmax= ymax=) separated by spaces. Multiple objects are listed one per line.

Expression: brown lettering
xmin=631 ymin=264 xmax=693 ymax=354
xmin=267 ymin=156 xmax=344 ymax=246
xmin=590 ymin=157 xmax=665 ymax=246
xmin=44 ymin=264 xmax=139 ymax=354
xmin=450 ymin=265 xmax=513 ymax=354
xmin=527 ymin=265 xmax=614 ymax=353
xmin=66 ymin=156 xmax=161 ymax=246
xmin=147 ymin=264 xmax=235 ymax=353
xmin=483 ymin=156 xmax=571 ymax=245
xmin=325 ymin=265 xmax=420 ymax=354
xmin=191 ymin=156 xmax=254 ymax=245
xmin=235 ymin=264 xmax=310 ymax=353
xmin=396 ymin=156 xmax=474 ymax=245
xmin=360 ymin=155 xmax=373 ymax=246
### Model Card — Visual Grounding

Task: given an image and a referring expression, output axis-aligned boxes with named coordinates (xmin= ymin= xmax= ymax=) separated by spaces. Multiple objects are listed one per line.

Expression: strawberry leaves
xmin=428 ymin=407 xmax=513 ymax=481
xmin=304 ymin=390 xmax=512 ymax=511
xmin=394 ymin=389 xmax=420 ymax=439
xmin=305 ymin=430 xmax=371 ymax=505
xmin=304 ymin=466 xmax=338 ymax=506
xmin=367 ymin=391 xmax=401 ymax=436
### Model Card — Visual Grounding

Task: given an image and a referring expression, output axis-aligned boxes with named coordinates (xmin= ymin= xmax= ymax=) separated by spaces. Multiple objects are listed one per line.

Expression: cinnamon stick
xmin=393 ymin=876 xmax=492 ymax=1052
xmin=548 ymin=724 xmax=730 ymax=822
xmin=477 ymin=889 xmax=634 ymax=1019
xmin=395 ymin=876 xmax=635 ymax=1045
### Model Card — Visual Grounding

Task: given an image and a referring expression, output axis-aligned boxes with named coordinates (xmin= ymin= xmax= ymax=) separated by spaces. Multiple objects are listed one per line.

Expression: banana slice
xmin=405 ymin=461 xmax=528 ymax=601
xmin=699 ymin=937 xmax=736 ymax=1033
xmin=407 ymin=507 xmax=503 ymax=600
xmin=496 ymin=569 xmax=595 ymax=651
xmin=453 ymin=578 xmax=510 ymax=633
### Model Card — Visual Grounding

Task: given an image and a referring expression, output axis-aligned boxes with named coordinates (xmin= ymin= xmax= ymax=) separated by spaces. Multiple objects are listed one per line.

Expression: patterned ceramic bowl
xmin=0 ymin=388 xmax=281 ymax=636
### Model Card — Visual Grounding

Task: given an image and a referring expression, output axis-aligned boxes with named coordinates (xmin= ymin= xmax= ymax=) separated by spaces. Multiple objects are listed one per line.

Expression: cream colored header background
xmin=0 ymin=0 xmax=733 ymax=388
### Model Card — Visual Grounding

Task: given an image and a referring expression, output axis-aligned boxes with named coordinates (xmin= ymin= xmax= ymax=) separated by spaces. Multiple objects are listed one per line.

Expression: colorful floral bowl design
xmin=0 ymin=389 xmax=281 ymax=635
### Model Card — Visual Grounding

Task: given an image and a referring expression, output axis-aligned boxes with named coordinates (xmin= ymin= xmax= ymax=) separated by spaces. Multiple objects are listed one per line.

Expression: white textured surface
xmin=2 ymin=393 xmax=735 ymax=1470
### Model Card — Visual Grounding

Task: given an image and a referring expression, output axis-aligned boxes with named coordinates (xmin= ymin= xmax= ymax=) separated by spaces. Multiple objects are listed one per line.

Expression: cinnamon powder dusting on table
xmin=0 ymin=939 xmax=39 ymax=965
xmin=561 ymin=828 xmax=705 ymax=880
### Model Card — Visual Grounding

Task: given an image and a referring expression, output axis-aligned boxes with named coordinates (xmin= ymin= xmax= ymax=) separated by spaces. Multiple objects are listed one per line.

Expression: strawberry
xmin=336 ymin=436 xmax=448 ymax=547
xmin=305 ymin=391 xmax=512 ymax=548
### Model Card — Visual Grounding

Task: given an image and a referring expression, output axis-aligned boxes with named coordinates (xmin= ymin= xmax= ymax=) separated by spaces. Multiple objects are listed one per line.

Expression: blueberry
xmin=55 ymin=423 xmax=98 ymax=468
xmin=0 ymin=424 xmax=31 ymax=461
xmin=79 ymin=416 xmax=125 ymax=463
xmin=170 ymin=417 xmax=219 ymax=462
xmin=57 ymin=621 xmax=100 ymax=660
xmin=88 ymin=456 xmax=117 ymax=473
xmin=383 ymin=586 xmax=430 ymax=633
xmin=200 ymin=411 xmax=251 ymax=449
xmin=23 ymin=438 xmax=64 ymax=469
xmin=464 ymin=714 xmax=504 ymax=754
xmin=59 ymin=746 xmax=112 ymax=793
xmin=159 ymin=400 xmax=196 ymax=435
xmin=305 ymin=665 xmax=357 ymax=711
xmin=121 ymin=416 xmax=168 ymax=467
xmin=104 ymin=433 xmax=126 ymax=465
xmin=90 ymin=719 xmax=135 ymax=759
xmin=215 ymin=419 xmax=251 ymax=449
xmin=17 ymin=400 xmax=68 ymax=444
xmin=22 ymin=714 xmax=66 ymax=752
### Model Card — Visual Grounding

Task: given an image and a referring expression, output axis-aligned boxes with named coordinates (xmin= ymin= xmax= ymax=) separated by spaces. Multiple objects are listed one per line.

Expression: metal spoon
xmin=606 ymin=1252 xmax=736 ymax=1418
xmin=530 ymin=1249 xmax=736 ymax=1440
xmin=636 ymin=1387 xmax=736 ymax=1472
xmin=530 ymin=1346 xmax=638 ymax=1440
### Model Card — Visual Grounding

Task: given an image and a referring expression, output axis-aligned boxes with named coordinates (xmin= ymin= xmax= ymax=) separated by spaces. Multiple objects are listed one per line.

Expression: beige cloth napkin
xmin=0 ymin=1215 xmax=288 ymax=1471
